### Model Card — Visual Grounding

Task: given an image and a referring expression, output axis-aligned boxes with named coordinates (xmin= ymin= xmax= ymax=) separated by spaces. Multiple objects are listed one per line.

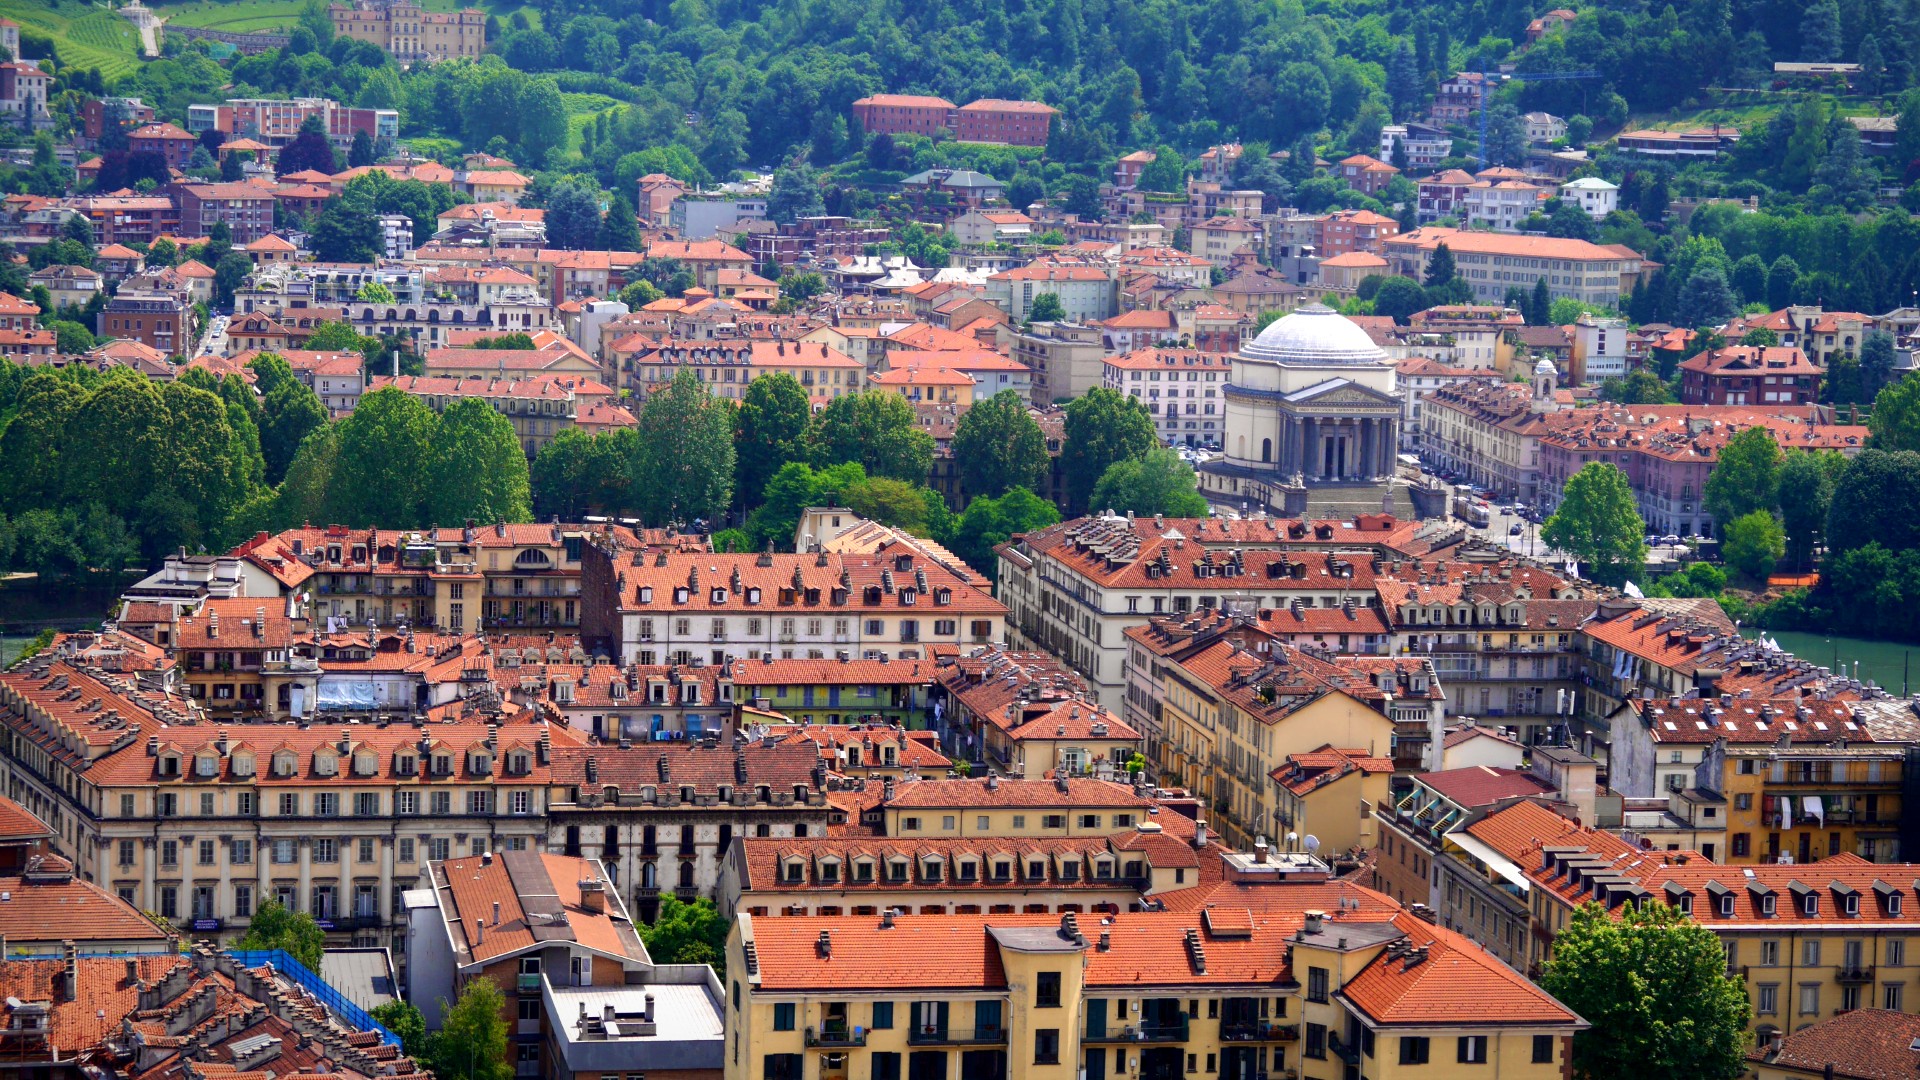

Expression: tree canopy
xmin=1542 ymin=463 xmax=1646 ymax=587
xmin=1089 ymin=446 xmax=1209 ymax=517
xmin=951 ymin=390 xmax=1049 ymax=498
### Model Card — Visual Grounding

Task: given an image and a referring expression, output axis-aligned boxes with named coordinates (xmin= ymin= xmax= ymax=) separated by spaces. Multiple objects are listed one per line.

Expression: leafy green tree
xmin=1027 ymin=293 xmax=1067 ymax=323
xmin=311 ymin=199 xmax=383 ymax=263
xmin=805 ymin=391 xmax=934 ymax=484
xmin=329 ymin=386 xmax=436 ymax=526
xmin=641 ymin=895 xmax=728 ymax=973
xmin=349 ymin=130 xmax=376 ymax=169
xmin=1722 ymin=510 xmax=1785 ymax=579
xmin=254 ymin=367 xmax=328 ymax=485
xmin=1528 ymin=277 xmax=1551 ymax=326
xmin=212 ymin=252 xmax=253 ymax=310
xmin=545 ymin=177 xmax=604 ymax=251
xmin=1135 ymin=147 xmax=1186 ymax=191
xmin=1702 ymin=425 xmax=1781 ymax=526
xmin=276 ymin=114 xmax=336 ymax=177
xmin=747 ymin=461 xmax=867 ymax=550
xmin=1777 ymin=450 xmax=1843 ymax=571
xmin=1371 ymin=276 xmax=1426 ymax=323
xmin=766 ymin=166 xmax=825 ymax=225
xmin=370 ymin=1000 xmax=426 ymax=1057
xmin=427 ymin=398 xmax=532 ymax=525
xmin=1764 ymin=255 xmax=1799 ymax=311
xmin=598 ymin=193 xmax=643 ymax=252
xmin=426 ymin=979 xmax=513 ymax=1080
xmin=1828 ymin=449 xmax=1920 ymax=554
xmin=1540 ymin=902 xmax=1749 ymax=1080
xmin=618 ymin=280 xmax=664 ymax=309
xmin=1869 ymin=374 xmax=1920 ymax=452
xmin=951 ymin=487 xmax=1062 ymax=580
xmin=844 ymin=477 xmax=932 ymax=534
xmin=1423 ymin=243 xmax=1457 ymax=289
xmin=1677 ymin=269 xmax=1736 ymax=328
xmin=357 ymin=282 xmax=397 ymax=304
xmin=517 ymin=77 xmax=569 ymax=165
xmin=952 ymin=390 xmax=1049 ymax=498
xmin=49 ymin=320 xmax=94 ymax=354
xmin=1859 ymin=332 xmax=1896 ymax=403
xmin=1089 ymin=446 xmax=1208 ymax=516
xmin=1542 ymin=463 xmax=1646 ymax=587
xmin=735 ymin=373 xmax=812 ymax=510
xmin=531 ymin=428 xmax=634 ymax=519
xmin=1062 ymin=387 xmax=1158 ymax=514
xmin=234 ymin=899 xmax=326 ymax=970
xmin=634 ymin=369 xmax=735 ymax=525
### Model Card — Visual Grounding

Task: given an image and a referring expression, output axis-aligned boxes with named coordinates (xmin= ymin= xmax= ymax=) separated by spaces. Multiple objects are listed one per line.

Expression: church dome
xmin=1240 ymin=303 xmax=1388 ymax=366
xmin=1534 ymin=356 xmax=1557 ymax=375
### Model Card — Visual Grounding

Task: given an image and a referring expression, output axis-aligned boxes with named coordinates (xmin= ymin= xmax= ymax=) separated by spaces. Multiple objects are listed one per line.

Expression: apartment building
xmin=726 ymin=900 xmax=1582 ymax=1080
xmin=128 ymin=122 xmax=197 ymax=168
xmin=187 ymin=97 xmax=399 ymax=148
xmin=0 ymin=654 xmax=576 ymax=954
xmin=729 ymin=657 xmax=936 ymax=727
xmin=1382 ymin=228 xmax=1645 ymax=307
xmin=1126 ymin=614 xmax=1440 ymax=849
xmin=1008 ymin=321 xmax=1105 ymax=404
xmin=408 ymin=850 xmax=724 ymax=1080
xmin=852 ymin=94 xmax=958 ymax=137
xmin=1101 ymin=349 xmax=1230 ymax=446
xmin=987 ymin=264 xmax=1118 ymax=324
xmin=579 ymin=543 xmax=1007 ymax=667
xmin=619 ymin=339 xmax=865 ymax=409
xmin=1417 ymin=372 xmax=1561 ymax=502
xmin=1678 ymin=346 xmax=1821 ymax=406
xmin=96 ymin=287 xmax=192 ymax=356
xmin=996 ymin=513 xmax=1431 ymax=711
xmin=1374 ymin=557 xmax=1594 ymax=749
xmin=951 ymin=99 xmax=1058 ymax=146
xmin=542 ymin=740 xmax=833 ymax=922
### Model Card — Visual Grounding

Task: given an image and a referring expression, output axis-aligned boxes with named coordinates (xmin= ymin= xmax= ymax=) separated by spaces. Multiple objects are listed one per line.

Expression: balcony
xmin=517 ymin=973 xmax=542 ymax=993
xmin=907 ymin=1027 xmax=1008 ymax=1046
xmin=674 ymin=886 xmax=699 ymax=900
xmin=1220 ymin=1023 xmax=1297 ymax=1043
xmin=1838 ymin=965 xmax=1875 ymax=984
xmin=1327 ymin=1033 xmax=1361 ymax=1066
xmin=806 ymin=1026 xmax=868 ymax=1048
xmin=1084 ymin=1020 xmax=1189 ymax=1044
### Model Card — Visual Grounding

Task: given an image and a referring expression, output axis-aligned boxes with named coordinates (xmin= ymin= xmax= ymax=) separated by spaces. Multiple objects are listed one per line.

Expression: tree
xmin=329 ymin=386 xmax=436 ymax=526
xmin=734 ymin=373 xmax=811 ymax=509
xmin=426 ymin=980 xmax=513 ymax=1080
xmin=349 ymin=129 xmax=376 ymax=168
xmin=950 ymin=487 xmax=1061 ymax=580
xmin=766 ymin=166 xmax=825 ymax=225
xmin=1062 ymin=387 xmax=1158 ymax=514
xmin=952 ymin=390 xmax=1049 ymax=498
xmin=1542 ymin=463 xmax=1646 ymax=587
xmin=49 ymin=321 xmax=94 ymax=354
xmin=805 ymin=391 xmax=934 ymax=484
xmin=1722 ymin=510 xmax=1786 ymax=579
xmin=1027 ymin=293 xmax=1067 ymax=323
xmin=1859 ymin=332 xmax=1897 ymax=402
xmin=233 ymin=899 xmax=326 ymax=970
xmin=1800 ymin=0 xmax=1842 ymax=60
xmin=517 ymin=78 xmax=569 ymax=165
xmin=311 ymin=199 xmax=384 ymax=263
xmin=1541 ymin=902 xmax=1748 ymax=1080
xmin=618 ymin=279 xmax=664 ymax=309
xmin=427 ymin=398 xmax=532 ymax=526
xmin=1135 ymin=147 xmax=1186 ymax=192
xmin=641 ymin=895 xmax=728 ymax=972
xmin=254 ymin=360 xmax=328 ymax=484
xmin=219 ymin=150 xmax=249 ymax=183
xmin=370 ymin=1000 xmax=426 ymax=1057
xmin=1677 ymin=269 xmax=1736 ymax=329
xmin=1828 ymin=449 xmax=1920 ymax=554
xmin=634 ymin=369 xmax=734 ymax=525
xmin=1061 ymin=175 xmax=1104 ymax=220
xmin=1423 ymin=243 xmax=1457 ymax=289
xmin=598 ymin=192 xmax=643 ymax=252
xmin=1089 ymin=446 xmax=1208 ymax=516
xmin=1765 ymin=255 xmax=1799 ymax=310
xmin=1778 ymin=450 xmax=1843 ymax=571
xmin=1870 ymin=374 xmax=1920 ymax=452
xmin=1371 ymin=276 xmax=1426 ymax=324
xmin=1702 ymin=425 xmax=1782 ymax=525
xmin=1483 ymin=102 xmax=1528 ymax=166
xmin=277 ymin=115 xmax=336 ymax=177
xmin=545 ymin=177 xmax=604 ymax=251
xmin=212 ymin=252 xmax=253 ymax=310
xmin=1528 ymin=277 xmax=1551 ymax=326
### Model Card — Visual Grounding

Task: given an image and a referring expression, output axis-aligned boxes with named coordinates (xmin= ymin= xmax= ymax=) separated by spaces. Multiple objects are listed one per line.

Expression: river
xmin=1741 ymin=627 xmax=1920 ymax=695
xmin=0 ymin=572 xmax=140 ymax=666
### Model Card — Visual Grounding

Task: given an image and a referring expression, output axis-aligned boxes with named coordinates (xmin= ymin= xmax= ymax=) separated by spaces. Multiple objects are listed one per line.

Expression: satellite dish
xmin=1285 ymin=831 xmax=1299 ymax=845
xmin=1303 ymin=834 xmax=1321 ymax=853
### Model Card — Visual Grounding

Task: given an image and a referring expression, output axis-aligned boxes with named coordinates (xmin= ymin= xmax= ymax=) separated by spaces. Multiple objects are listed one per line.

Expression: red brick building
xmin=128 ymin=122 xmax=197 ymax=168
xmin=1678 ymin=345 xmax=1822 ymax=406
xmin=950 ymin=98 xmax=1058 ymax=146
xmin=174 ymin=182 xmax=276 ymax=243
xmin=1314 ymin=208 xmax=1400 ymax=257
xmin=851 ymin=93 xmax=955 ymax=138
xmin=97 ymin=289 xmax=193 ymax=356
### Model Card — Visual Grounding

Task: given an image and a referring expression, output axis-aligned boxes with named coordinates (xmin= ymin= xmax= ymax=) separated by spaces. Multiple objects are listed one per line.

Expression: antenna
xmin=1303 ymin=834 xmax=1321 ymax=854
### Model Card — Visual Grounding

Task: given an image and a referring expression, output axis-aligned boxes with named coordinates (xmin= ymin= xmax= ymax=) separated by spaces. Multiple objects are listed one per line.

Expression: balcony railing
xmin=806 ymin=1026 xmax=867 ymax=1048
xmin=1837 ymin=965 xmax=1875 ymax=984
xmin=517 ymin=973 xmax=542 ymax=992
xmin=1085 ymin=1020 xmax=1189 ymax=1043
xmin=907 ymin=1027 xmax=1007 ymax=1046
xmin=1220 ymin=1023 xmax=1297 ymax=1043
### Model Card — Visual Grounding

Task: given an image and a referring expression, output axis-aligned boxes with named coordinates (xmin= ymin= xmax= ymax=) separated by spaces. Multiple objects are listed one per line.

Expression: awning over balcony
xmin=1447 ymin=832 xmax=1530 ymax=892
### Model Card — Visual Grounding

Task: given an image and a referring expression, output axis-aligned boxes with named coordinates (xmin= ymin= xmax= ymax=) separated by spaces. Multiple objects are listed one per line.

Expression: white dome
xmin=1241 ymin=303 xmax=1388 ymax=366
xmin=1534 ymin=357 xmax=1557 ymax=375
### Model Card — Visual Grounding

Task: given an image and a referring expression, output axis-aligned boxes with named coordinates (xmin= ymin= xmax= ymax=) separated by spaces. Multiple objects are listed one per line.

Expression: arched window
xmin=678 ymin=860 xmax=695 ymax=888
xmin=1261 ymin=438 xmax=1273 ymax=463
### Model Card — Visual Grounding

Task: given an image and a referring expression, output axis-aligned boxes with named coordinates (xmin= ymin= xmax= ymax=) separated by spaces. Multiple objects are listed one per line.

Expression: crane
xmin=1473 ymin=69 xmax=1601 ymax=167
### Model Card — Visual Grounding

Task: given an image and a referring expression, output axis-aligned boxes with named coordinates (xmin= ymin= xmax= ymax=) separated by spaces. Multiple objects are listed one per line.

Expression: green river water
xmin=1742 ymin=628 xmax=1920 ymax=695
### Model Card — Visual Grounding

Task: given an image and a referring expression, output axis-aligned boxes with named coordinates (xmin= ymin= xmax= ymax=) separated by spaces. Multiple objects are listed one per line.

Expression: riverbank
xmin=0 ymin=571 xmax=139 ymax=666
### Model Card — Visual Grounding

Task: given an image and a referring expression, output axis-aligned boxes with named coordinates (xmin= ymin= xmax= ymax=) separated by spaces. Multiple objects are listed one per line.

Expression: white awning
xmin=1447 ymin=832 xmax=1530 ymax=892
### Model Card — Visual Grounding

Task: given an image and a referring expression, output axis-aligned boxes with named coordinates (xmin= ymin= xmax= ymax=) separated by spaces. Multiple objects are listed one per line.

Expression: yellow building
xmin=1270 ymin=746 xmax=1394 ymax=860
xmin=869 ymin=366 xmax=977 ymax=406
xmin=1126 ymin=618 xmax=1433 ymax=851
xmin=1709 ymin=741 xmax=1906 ymax=865
xmin=726 ymin=898 xmax=1582 ymax=1080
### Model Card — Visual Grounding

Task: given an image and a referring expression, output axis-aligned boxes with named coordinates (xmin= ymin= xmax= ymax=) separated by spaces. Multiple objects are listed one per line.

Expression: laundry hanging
xmin=1804 ymin=795 xmax=1825 ymax=827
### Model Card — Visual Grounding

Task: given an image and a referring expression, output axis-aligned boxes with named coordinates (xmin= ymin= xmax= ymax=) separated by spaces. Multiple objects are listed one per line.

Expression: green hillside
xmin=0 ymin=0 xmax=143 ymax=78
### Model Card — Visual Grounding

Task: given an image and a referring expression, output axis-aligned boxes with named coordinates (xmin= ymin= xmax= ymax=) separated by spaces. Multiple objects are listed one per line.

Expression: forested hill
xmin=468 ymin=0 xmax=1920 ymax=171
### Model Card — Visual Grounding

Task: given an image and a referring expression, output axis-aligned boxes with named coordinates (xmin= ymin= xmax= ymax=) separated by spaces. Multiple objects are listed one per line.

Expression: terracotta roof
xmin=1417 ymin=766 xmax=1557 ymax=809
xmin=1002 ymin=698 xmax=1139 ymax=742
xmin=1338 ymin=912 xmax=1582 ymax=1026
xmin=883 ymin=777 xmax=1152 ymax=810
xmin=437 ymin=851 xmax=645 ymax=966
xmin=604 ymin=551 xmax=1003 ymax=615
xmin=0 ymin=867 xmax=170 ymax=944
xmin=1270 ymin=745 xmax=1394 ymax=796
xmin=1386 ymin=226 xmax=1641 ymax=262
xmin=1750 ymin=1009 xmax=1920 ymax=1078
xmin=546 ymin=739 xmax=822 ymax=791
xmin=854 ymin=93 xmax=957 ymax=109
xmin=731 ymin=657 xmax=937 ymax=686
xmin=0 ymin=796 xmax=50 ymax=843
xmin=0 ymin=957 xmax=189 ymax=1052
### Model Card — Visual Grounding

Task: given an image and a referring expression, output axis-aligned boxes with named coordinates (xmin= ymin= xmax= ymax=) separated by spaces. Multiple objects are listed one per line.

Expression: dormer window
xmin=935 ymin=589 xmax=951 ymax=606
xmin=852 ymin=860 xmax=874 ymax=883
xmin=922 ymin=858 xmax=943 ymax=882
xmin=156 ymin=753 xmax=180 ymax=778
xmin=611 ymin=680 xmax=628 ymax=700
xmin=887 ymin=859 xmax=909 ymax=883
xmin=747 ymin=588 xmax=761 ymax=604
xmin=194 ymin=753 xmax=219 ymax=778
xmin=783 ymin=860 xmax=805 ymax=883
xmin=1761 ymin=893 xmax=1777 ymax=917
xmin=900 ymin=588 xmax=917 ymax=606
xmin=1719 ymin=894 xmax=1734 ymax=917
xmin=273 ymin=750 xmax=298 ymax=777
xmin=432 ymin=754 xmax=452 ymax=776
xmin=639 ymin=587 xmax=654 ymax=603
xmin=231 ymin=751 xmax=255 ymax=778
xmin=507 ymin=752 xmax=530 ymax=775
xmin=819 ymin=860 xmax=840 ymax=884
xmin=674 ymin=587 xmax=690 ymax=604
xmin=649 ymin=683 xmax=666 ymax=703
xmin=313 ymin=750 xmax=338 ymax=777
xmin=1802 ymin=893 xmax=1817 ymax=916
xmin=353 ymin=751 xmax=378 ymax=776
xmin=711 ymin=588 xmax=728 ymax=604
xmin=395 ymin=754 xmax=416 ymax=776
xmin=469 ymin=752 xmax=493 ymax=776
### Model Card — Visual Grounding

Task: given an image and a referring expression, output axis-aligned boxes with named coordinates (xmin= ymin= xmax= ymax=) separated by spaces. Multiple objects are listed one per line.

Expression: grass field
xmin=563 ymin=92 xmax=620 ymax=153
xmin=0 ymin=0 xmax=144 ymax=78
xmin=153 ymin=0 xmax=540 ymax=34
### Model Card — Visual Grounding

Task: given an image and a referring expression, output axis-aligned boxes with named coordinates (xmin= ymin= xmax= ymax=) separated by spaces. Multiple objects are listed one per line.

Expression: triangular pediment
xmin=1284 ymin=379 xmax=1399 ymax=405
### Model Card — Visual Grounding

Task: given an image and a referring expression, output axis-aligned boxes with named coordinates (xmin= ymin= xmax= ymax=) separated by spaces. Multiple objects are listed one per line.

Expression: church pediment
xmin=1283 ymin=379 xmax=1399 ymax=406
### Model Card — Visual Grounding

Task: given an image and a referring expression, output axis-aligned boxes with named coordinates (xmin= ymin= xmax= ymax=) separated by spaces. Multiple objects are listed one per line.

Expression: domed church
xmin=1197 ymin=304 xmax=1403 ymax=512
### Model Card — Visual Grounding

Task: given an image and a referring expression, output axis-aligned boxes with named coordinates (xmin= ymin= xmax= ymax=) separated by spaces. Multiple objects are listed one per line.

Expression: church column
xmin=1306 ymin=419 xmax=1321 ymax=480
xmin=1381 ymin=418 xmax=1396 ymax=477
xmin=1287 ymin=416 xmax=1303 ymax=477
xmin=1355 ymin=420 xmax=1370 ymax=481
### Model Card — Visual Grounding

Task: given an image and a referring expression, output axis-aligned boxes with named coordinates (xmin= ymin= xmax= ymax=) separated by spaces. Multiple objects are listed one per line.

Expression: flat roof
xmin=545 ymin=977 xmax=724 ymax=1073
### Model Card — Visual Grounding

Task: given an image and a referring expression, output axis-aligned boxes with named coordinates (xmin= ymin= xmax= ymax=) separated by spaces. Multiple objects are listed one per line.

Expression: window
xmin=1458 ymin=1036 xmax=1487 ymax=1063
xmin=1799 ymin=984 xmax=1821 ymax=1016
xmin=1886 ymin=984 xmax=1905 ymax=1011
xmin=773 ymin=1003 xmax=795 ymax=1031
xmin=314 ymin=838 xmax=336 ymax=862
xmin=234 ymin=885 xmax=253 ymax=918
xmin=398 ymin=791 xmax=418 ymax=815
xmin=1079 ymin=815 xmax=1100 ymax=829
xmin=1036 ymin=972 xmax=1061 ymax=1007
xmin=1532 ymin=1035 xmax=1553 ymax=1064
xmin=1803 ymin=940 xmax=1821 ymax=966
xmin=1757 ymin=984 xmax=1778 ymax=1015
xmin=1399 ymin=1037 xmax=1429 ymax=1065
xmin=118 ymin=839 xmax=135 ymax=866
xmin=1307 ymin=967 xmax=1329 ymax=1003
xmin=198 ymin=839 xmax=215 ymax=866
xmin=232 ymin=839 xmax=251 ymax=865
xmin=1760 ymin=940 xmax=1779 ymax=966
xmin=120 ymin=794 xmax=135 ymax=817
xmin=1304 ymin=1024 xmax=1326 ymax=1060
xmin=272 ymin=839 xmax=297 ymax=864
xmin=279 ymin=793 xmax=299 ymax=816
xmin=1034 ymin=1029 xmax=1059 ymax=1065
xmin=1891 ymin=939 xmax=1907 ymax=966
xmin=872 ymin=1002 xmax=893 ymax=1030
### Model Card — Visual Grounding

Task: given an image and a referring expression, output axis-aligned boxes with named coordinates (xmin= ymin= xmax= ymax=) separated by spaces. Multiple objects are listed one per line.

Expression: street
xmin=196 ymin=314 xmax=229 ymax=358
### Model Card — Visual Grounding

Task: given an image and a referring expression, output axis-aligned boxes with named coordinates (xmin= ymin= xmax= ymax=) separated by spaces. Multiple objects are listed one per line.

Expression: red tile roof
xmin=1750 ymin=1009 xmax=1920 ymax=1078
xmin=1417 ymin=765 xmax=1557 ymax=809
xmin=1338 ymin=912 xmax=1582 ymax=1026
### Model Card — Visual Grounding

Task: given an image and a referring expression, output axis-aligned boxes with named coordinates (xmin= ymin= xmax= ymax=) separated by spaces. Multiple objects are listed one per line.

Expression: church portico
xmin=1203 ymin=304 xmax=1404 ymax=512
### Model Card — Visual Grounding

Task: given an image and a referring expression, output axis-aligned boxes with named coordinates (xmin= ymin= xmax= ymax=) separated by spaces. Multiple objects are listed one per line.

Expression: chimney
xmin=1303 ymin=910 xmax=1324 ymax=934
xmin=880 ymin=909 xmax=895 ymax=929
xmin=493 ymin=901 xmax=502 ymax=925
xmin=579 ymin=878 xmax=607 ymax=913
xmin=473 ymin=920 xmax=484 ymax=947
xmin=1193 ymin=819 xmax=1209 ymax=848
